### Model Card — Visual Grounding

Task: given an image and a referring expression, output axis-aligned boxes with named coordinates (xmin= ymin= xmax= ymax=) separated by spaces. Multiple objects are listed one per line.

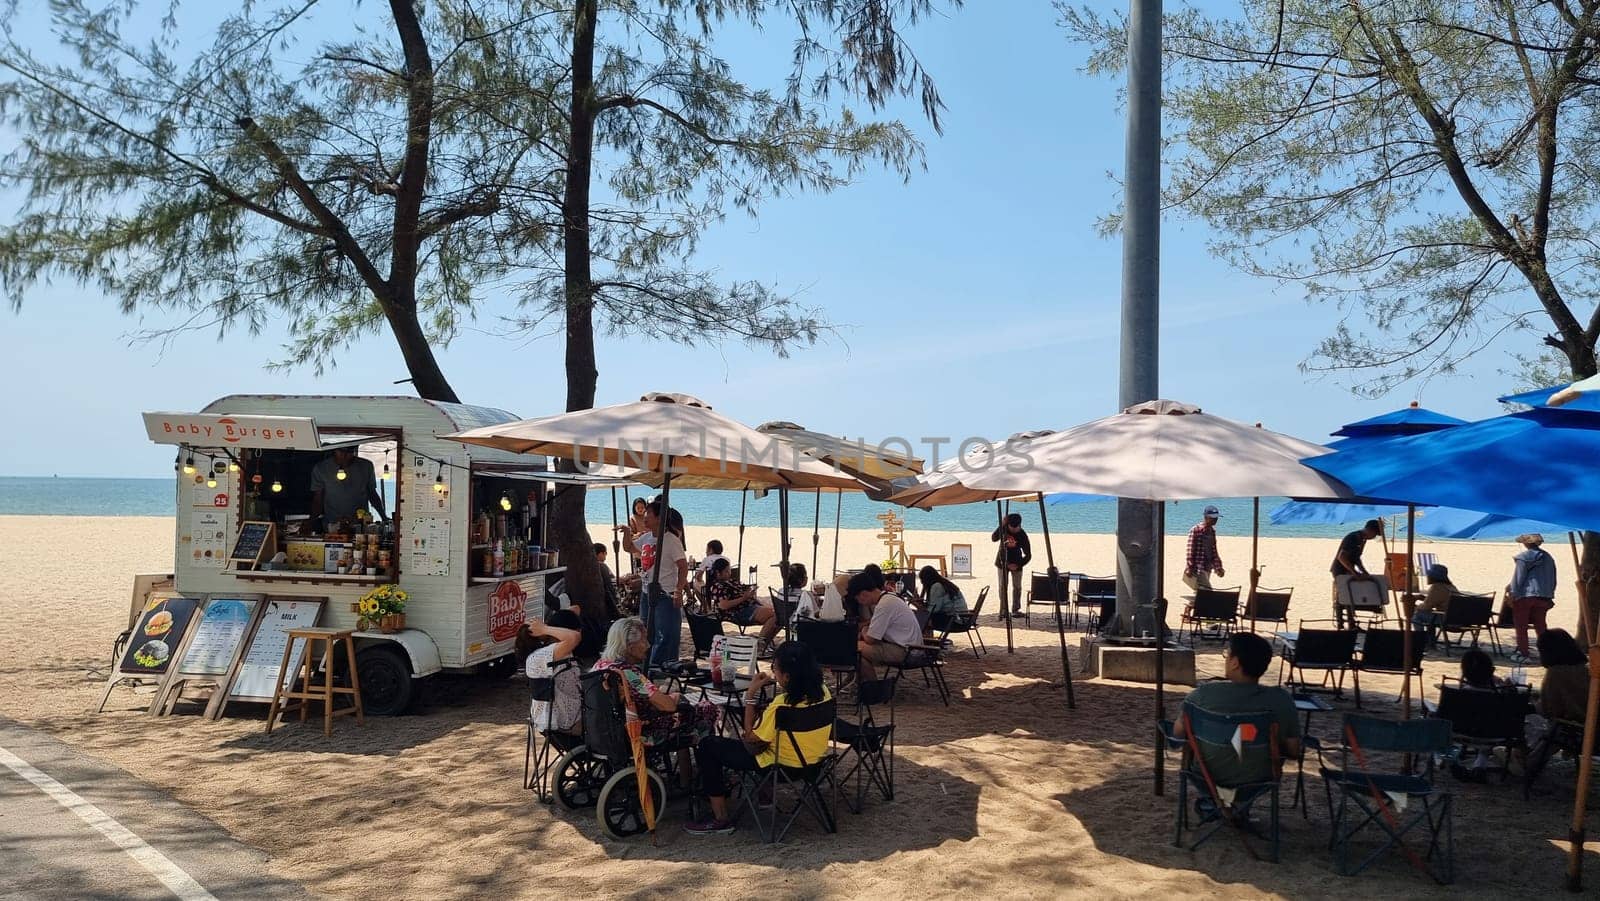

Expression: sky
xmin=0 ymin=1 xmax=1535 ymax=479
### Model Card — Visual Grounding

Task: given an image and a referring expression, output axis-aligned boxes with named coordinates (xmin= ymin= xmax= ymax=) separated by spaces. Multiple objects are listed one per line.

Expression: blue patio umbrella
xmin=1409 ymin=508 xmax=1567 ymax=540
xmin=1330 ymin=403 xmax=1470 ymax=437
xmin=1499 ymin=381 xmax=1600 ymax=412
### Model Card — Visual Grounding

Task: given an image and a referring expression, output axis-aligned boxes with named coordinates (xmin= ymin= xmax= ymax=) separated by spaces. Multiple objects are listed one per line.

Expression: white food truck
xmin=143 ymin=394 xmax=604 ymax=715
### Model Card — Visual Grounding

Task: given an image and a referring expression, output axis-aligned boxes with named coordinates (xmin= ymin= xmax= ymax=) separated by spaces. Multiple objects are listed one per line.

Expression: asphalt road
xmin=0 ymin=716 xmax=308 ymax=901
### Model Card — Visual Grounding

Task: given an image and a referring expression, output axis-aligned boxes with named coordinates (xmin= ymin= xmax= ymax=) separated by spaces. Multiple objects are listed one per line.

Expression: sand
xmin=1 ymin=514 xmax=1594 ymax=899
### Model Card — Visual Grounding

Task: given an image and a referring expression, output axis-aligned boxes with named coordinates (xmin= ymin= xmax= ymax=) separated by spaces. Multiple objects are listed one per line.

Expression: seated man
xmin=1173 ymin=632 xmax=1302 ymax=790
xmin=855 ymin=572 xmax=922 ymax=678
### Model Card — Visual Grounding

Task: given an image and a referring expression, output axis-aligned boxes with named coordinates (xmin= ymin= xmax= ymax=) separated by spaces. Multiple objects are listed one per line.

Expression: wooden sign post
xmin=874 ymin=511 xmax=908 ymax=569
xmin=229 ymin=521 xmax=277 ymax=571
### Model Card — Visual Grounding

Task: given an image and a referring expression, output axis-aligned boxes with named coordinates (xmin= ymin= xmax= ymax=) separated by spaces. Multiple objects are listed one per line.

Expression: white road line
xmin=0 ymin=745 xmax=218 ymax=901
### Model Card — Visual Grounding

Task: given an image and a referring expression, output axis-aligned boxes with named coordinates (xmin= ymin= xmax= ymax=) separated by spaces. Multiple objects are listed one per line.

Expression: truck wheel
xmin=356 ymin=645 xmax=414 ymax=716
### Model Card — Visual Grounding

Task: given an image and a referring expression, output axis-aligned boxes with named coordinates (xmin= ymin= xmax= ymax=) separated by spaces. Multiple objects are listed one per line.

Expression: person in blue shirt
xmin=1508 ymin=533 xmax=1558 ymax=664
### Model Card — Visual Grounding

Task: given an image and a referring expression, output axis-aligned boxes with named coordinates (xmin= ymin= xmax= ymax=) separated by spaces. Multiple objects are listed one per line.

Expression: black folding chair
xmin=933 ymin=586 xmax=988 ymax=657
xmin=887 ymin=639 xmax=950 ymax=706
xmin=1025 ymin=572 xmax=1067 ymax=626
xmin=740 ymin=698 xmax=840 ymax=842
xmin=1352 ymin=627 xmax=1427 ymax=709
xmin=523 ymin=657 xmax=582 ymax=802
xmin=1159 ymin=701 xmax=1286 ymax=862
xmin=1318 ymin=714 xmax=1454 ymax=883
xmin=1279 ymin=621 xmax=1358 ymax=699
xmin=1436 ymin=592 xmax=1496 ymax=657
xmin=768 ymin=588 xmax=799 ymax=643
xmin=833 ymin=674 xmax=898 ymax=813
xmin=1180 ymin=588 xmax=1242 ymax=646
xmin=1075 ymin=576 xmax=1117 ymax=632
xmin=795 ymin=618 xmax=859 ymax=694
xmin=1432 ymin=685 xmax=1532 ymax=782
xmin=686 ymin=612 xmax=725 ymax=665
xmin=1525 ymin=716 xmax=1586 ymax=799
xmin=1244 ymin=587 xmax=1293 ymax=632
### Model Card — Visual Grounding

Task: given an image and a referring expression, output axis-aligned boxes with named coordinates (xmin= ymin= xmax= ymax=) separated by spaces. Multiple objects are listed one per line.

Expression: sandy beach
xmin=1 ymin=514 xmax=1594 ymax=899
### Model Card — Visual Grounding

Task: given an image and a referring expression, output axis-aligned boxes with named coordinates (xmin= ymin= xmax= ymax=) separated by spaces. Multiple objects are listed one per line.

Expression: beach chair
xmin=834 ymin=674 xmax=898 ymax=813
xmin=1159 ymin=701 xmax=1286 ymax=862
xmin=1416 ymin=552 xmax=1440 ymax=580
xmin=686 ymin=612 xmax=725 ymax=666
xmin=796 ymin=618 xmax=859 ymax=694
xmin=1075 ymin=576 xmax=1117 ymax=632
xmin=886 ymin=638 xmax=950 ymax=706
xmin=739 ymin=698 xmax=840 ymax=842
xmin=1318 ymin=714 xmax=1454 ymax=883
xmin=1525 ymin=716 xmax=1586 ymax=799
xmin=933 ymin=586 xmax=988 ymax=657
xmin=1352 ymin=627 xmax=1427 ymax=709
xmin=1025 ymin=571 xmax=1068 ymax=626
xmin=1432 ymin=685 xmax=1532 ymax=782
xmin=1279 ymin=621 xmax=1358 ymax=699
xmin=1244 ymin=587 xmax=1293 ymax=632
xmin=1437 ymin=592 xmax=1496 ymax=657
xmin=524 ymin=657 xmax=582 ymax=803
xmin=1179 ymin=587 xmax=1242 ymax=646
xmin=768 ymin=588 xmax=799 ymax=643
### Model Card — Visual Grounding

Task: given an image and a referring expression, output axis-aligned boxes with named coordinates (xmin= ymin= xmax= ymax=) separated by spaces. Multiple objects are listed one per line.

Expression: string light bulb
xmin=336 ymin=468 xmax=348 ymax=481
xmin=206 ymin=474 xmax=218 ymax=489
xmin=381 ymin=462 xmax=391 ymax=481
xmin=500 ymin=492 xmax=513 ymax=511
xmin=271 ymin=480 xmax=283 ymax=493
xmin=182 ymin=453 xmax=196 ymax=475
xmin=228 ymin=460 xmax=240 ymax=473
xmin=433 ymin=467 xmax=445 ymax=493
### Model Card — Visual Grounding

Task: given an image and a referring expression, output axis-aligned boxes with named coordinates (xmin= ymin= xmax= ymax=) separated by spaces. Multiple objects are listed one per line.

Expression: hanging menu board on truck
xmin=228 ymin=599 xmax=325 ymax=702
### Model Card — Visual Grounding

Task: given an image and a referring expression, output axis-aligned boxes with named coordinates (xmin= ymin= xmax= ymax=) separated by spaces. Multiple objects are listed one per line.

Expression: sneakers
xmin=1509 ymin=651 xmax=1535 ymax=665
xmin=684 ymin=818 xmax=735 ymax=835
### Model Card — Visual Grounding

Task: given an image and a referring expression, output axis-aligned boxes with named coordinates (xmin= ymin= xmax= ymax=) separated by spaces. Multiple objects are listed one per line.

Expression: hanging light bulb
xmin=183 ymin=452 xmax=196 ymax=475
xmin=206 ymin=475 xmax=218 ymax=489
xmin=433 ymin=464 xmax=445 ymax=493
xmin=381 ymin=462 xmax=392 ymax=481
xmin=228 ymin=459 xmax=240 ymax=473
xmin=336 ymin=468 xmax=348 ymax=481
xmin=271 ymin=480 xmax=283 ymax=493
xmin=500 ymin=492 xmax=513 ymax=511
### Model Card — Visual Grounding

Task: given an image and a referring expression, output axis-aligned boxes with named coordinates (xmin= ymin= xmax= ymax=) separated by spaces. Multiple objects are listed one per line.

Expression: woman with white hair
xmin=593 ymin=618 xmax=718 ymax=752
xmin=1508 ymin=533 xmax=1558 ymax=665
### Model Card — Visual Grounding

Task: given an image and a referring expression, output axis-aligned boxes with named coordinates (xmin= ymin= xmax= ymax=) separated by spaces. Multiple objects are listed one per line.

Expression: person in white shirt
xmin=692 ymin=539 xmax=729 ymax=590
xmin=642 ymin=499 xmax=689 ymax=670
xmin=518 ymin=610 xmax=583 ymax=734
xmin=855 ymin=571 xmax=921 ymax=678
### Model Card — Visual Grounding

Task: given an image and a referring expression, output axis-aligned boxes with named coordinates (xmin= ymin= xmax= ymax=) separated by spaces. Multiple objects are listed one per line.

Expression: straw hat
xmin=1517 ymin=533 xmax=1545 ymax=547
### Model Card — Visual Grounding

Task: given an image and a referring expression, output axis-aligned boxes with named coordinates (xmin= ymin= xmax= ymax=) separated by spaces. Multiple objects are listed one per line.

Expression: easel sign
xmin=225 ymin=598 xmax=326 ymax=708
xmin=229 ymin=521 xmax=277 ymax=571
xmin=951 ymin=544 xmax=973 ymax=577
xmin=96 ymin=595 xmax=202 ymax=713
xmin=155 ymin=595 xmax=265 ymax=717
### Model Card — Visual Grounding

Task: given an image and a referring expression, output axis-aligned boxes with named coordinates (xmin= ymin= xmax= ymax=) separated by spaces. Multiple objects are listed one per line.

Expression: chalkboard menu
xmin=229 ymin=521 xmax=276 ymax=570
xmin=118 ymin=596 xmax=202 ymax=676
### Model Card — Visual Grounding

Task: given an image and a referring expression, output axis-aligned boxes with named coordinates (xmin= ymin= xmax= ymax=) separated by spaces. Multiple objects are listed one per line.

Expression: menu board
xmin=229 ymin=599 xmax=325 ymax=701
xmin=228 ymin=521 xmax=275 ymax=569
xmin=177 ymin=597 xmax=260 ymax=676
xmin=191 ymin=511 xmax=228 ymax=567
xmin=117 ymin=596 xmax=203 ymax=676
xmin=407 ymin=516 xmax=451 ymax=577
xmin=951 ymin=544 xmax=973 ymax=577
xmin=404 ymin=453 xmax=451 ymax=514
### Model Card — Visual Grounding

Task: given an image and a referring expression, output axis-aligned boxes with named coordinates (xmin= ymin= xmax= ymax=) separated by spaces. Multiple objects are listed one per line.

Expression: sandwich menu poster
xmin=118 ymin=596 xmax=203 ymax=676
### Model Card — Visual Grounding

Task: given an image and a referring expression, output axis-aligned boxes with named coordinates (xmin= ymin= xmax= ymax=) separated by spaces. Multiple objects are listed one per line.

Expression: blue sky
xmin=0 ymin=1 xmax=1531 ymax=478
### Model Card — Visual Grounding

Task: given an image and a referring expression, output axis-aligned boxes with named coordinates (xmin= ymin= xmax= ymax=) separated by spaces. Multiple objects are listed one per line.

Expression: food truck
xmin=143 ymin=395 xmax=586 ymax=715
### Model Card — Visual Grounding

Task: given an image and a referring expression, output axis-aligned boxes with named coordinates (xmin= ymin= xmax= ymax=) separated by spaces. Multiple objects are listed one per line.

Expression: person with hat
xmin=1508 ymin=533 xmax=1558 ymax=664
xmin=1182 ymin=505 xmax=1225 ymax=591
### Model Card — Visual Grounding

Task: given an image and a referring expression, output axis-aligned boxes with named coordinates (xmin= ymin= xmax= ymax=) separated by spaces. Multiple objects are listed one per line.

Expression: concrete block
xmin=1078 ymin=637 xmax=1196 ymax=685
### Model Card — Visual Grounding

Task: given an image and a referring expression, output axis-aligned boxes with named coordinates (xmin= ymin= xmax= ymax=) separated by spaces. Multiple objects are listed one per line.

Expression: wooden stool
xmin=265 ymin=628 xmax=365 ymax=736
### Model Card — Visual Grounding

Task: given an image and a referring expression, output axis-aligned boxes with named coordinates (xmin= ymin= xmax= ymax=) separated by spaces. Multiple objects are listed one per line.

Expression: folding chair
xmin=686 ymin=612 xmax=725 ymax=666
xmin=1352 ymin=627 xmax=1427 ymax=709
xmin=887 ymin=639 xmax=950 ymax=706
xmin=1436 ymin=592 xmax=1496 ymax=657
xmin=1244 ymin=587 xmax=1293 ymax=633
xmin=1279 ymin=621 xmax=1359 ymax=699
xmin=1075 ymin=576 xmax=1117 ymax=632
xmin=1158 ymin=701 xmax=1286 ymax=862
xmin=795 ymin=618 xmax=859 ymax=694
xmin=524 ymin=657 xmax=582 ymax=802
xmin=1319 ymin=714 xmax=1453 ymax=883
xmin=767 ymin=588 xmax=799 ymax=643
xmin=1416 ymin=552 xmax=1440 ymax=580
xmin=1432 ymin=685 xmax=1532 ymax=782
xmin=1179 ymin=588 xmax=1242 ymax=646
xmin=740 ymin=698 xmax=840 ymax=842
xmin=833 ymin=674 xmax=898 ymax=813
xmin=720 ymin=634 xmax=760 ymax=686
xmin=1525 ymin=716 xmax=1586 ymax=799
xmin=933 ymin=586 xmax=988 ymax=657
xmin=1025 ymin=571 xmax=1068 ymax=626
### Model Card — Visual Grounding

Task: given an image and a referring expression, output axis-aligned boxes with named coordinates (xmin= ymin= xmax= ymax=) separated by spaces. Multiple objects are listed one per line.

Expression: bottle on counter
xmin=493 ymin=542 xmax=505 ymax=577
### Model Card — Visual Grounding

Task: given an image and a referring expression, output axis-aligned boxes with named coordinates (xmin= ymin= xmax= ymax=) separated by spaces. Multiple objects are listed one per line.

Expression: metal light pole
xmin=1115 ymin=0 xmax=1163 ymax=636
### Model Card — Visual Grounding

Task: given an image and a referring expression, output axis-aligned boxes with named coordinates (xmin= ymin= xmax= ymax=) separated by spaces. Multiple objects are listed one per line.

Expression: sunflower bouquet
xmin=358 ymin=584 xmax=408 ymax=632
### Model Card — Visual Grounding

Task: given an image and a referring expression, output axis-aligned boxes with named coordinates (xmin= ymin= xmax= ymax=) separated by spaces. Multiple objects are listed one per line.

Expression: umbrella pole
xmin=610 ymin=487 xmax=621 ymax=592
xmin=1401 ymin=505 xmax=1415 ymax=720
xmin=779 ymin=487 xmax=791 ymax=590
xmin=1249 ymin=497 xmax=1260 ymax=632
xmin=998 ymin=501 xmax=1014 ymax=654
xmin=812 ymin=491 xmax=822 ymax=578
xmin=831 ymin=491 xmax=843 ymax=576
xmin=736 ymin=488 xmax=747 ymax=575
xmin=1036 ymin=493 xmax=1076 ymax=710
xmin=623 ymin=487 xmax=636 ymax=573
xmin=1565 ymin=532 xmax=1599 ymax=892
xmin=1154 ymin=501 xmax=1167 ymax=797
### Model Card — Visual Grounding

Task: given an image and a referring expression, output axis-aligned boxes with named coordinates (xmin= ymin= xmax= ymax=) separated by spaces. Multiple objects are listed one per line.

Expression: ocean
xmin=0 ymin=476 xmax=1351 ymax=538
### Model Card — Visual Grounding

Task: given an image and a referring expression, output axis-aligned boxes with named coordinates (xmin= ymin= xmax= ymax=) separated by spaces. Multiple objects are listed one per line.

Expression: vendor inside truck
xmin=310 ymin=446 xmax=388 ymax=530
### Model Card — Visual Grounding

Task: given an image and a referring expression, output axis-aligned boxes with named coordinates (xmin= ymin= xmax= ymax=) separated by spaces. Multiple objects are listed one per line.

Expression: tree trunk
xmin=551 ymin=0 xmax=605 ymax=623
xmin=382 ymin=287 xmax=460 ymax=403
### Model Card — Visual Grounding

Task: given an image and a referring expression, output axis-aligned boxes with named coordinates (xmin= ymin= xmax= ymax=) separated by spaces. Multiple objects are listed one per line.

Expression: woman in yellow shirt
xmin=685 ymin=642 xmax=831 ymax=835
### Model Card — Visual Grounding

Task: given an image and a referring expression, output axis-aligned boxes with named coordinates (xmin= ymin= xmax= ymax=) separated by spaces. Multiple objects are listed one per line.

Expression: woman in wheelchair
xmin=594 ymin=618 xmax=718 ymax=767
xmin=705 ymin=557 xmax=780 ymax=647
xmin=685 ymin=642 xmax=832 ymax=835
xmin=517 ymin=610 xmax=584 ymax=736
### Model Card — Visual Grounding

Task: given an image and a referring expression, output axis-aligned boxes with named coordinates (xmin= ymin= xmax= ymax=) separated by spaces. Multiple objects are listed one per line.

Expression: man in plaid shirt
xmin=1183 ymin=505 xmax=1224 ymax=590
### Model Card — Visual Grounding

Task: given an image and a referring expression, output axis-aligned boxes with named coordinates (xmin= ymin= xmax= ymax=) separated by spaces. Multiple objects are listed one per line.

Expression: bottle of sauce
xmin=492 ymin=542 xmax=505 ymax=577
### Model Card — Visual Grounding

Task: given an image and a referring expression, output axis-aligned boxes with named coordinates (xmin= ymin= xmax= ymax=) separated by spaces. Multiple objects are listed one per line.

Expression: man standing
xmin=1183 ymin=505 xmax=1225 ymax=591
xmin=310 ymin=446 xmax=386 ymax=530
xmin=1330 ymin=519 xmax=1383 ymax=629
xmin=991 ymin=512 xmax=1033 ymax=618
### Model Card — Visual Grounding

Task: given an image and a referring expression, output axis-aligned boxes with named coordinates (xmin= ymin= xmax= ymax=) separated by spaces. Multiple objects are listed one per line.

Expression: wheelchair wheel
xmin=553 ymin=746 xmax=606 ymax=810
xmin=596 ymin=767 xmax=666 ymax=840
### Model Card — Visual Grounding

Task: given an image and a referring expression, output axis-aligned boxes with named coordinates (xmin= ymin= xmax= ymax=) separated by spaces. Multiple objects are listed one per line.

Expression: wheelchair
xmin=550 ymin=668 xmax=694 ymax=839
